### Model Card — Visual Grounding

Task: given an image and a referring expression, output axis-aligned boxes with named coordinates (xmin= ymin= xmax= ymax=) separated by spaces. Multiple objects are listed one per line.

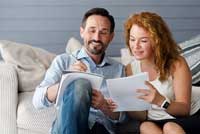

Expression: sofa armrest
xmin=0 ymin=62 xmax=18 ymax=134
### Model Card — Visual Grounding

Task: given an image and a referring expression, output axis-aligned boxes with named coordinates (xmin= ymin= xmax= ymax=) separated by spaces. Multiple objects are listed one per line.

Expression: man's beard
xmin=87 ymin=40 xmax=106 ymax=55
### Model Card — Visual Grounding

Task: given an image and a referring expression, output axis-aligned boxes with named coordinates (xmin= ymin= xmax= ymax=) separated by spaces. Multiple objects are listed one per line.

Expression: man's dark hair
xmin=81 ymin=7 xmax=115 ymax=33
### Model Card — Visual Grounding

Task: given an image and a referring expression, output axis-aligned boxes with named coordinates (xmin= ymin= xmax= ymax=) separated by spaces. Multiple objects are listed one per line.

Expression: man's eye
xmin=91 ymin=31 xmax=96 ymax=33
xmin=99 ymin=30 xmax=109 ymax=35
xmin=89 ymin=29 xmax=95 ymax=33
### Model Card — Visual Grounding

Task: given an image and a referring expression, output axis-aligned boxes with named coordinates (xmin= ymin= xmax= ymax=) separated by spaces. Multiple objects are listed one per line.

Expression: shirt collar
xmin=74 ymin=47 xmax=111 ymax=67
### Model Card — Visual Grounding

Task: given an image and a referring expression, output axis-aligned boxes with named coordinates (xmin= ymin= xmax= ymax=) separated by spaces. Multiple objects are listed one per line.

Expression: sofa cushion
xmin=180 ymin=34 xmax=200 ymax=86
xmin=17 ymin=92 xmax=56 ymax=133
xmin=0 ymin=40 xmax=56 ymax=92
xmin=0 ymin=49 xmax=2 ymax=60
xmin=18 ymin=128 xmax=44 ymax=134
xmin=65 ymin=37 xmax=82 ymax=54
xmin=191 ymin=86 xmax=200 ymax=114
xmin=120 ymin=48 xmax=134 ymax=65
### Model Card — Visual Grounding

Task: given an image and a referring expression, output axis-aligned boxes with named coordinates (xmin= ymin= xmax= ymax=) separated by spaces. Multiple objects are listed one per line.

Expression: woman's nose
xmin=134 ymin=41 xmax=140 ymax=49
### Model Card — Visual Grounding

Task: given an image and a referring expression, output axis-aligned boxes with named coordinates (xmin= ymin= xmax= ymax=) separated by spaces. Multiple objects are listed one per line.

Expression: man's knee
xmin=68 ymin=78 xmax=93 ymax=105
xmin=72 ymin=79 xmax=92 ymax=112
xmin=73 ymin=78 xmax=92 ymax=96
xmin=62 ymin=78 xmax=92 ymax=102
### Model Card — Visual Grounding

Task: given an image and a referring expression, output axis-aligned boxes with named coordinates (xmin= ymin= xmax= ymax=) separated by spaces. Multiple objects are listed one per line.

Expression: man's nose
xmin=93 ymin=32 xmax=101 ymax=40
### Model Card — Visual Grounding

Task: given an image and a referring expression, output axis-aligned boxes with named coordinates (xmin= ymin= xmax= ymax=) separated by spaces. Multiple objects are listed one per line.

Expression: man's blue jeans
xmin=51 ymin=78 xmax=92 ymax=134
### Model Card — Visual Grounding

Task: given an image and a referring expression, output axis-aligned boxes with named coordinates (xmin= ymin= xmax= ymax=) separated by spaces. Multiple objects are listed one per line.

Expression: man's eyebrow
xmin=88 ymin=27 xmax=96 ymax=29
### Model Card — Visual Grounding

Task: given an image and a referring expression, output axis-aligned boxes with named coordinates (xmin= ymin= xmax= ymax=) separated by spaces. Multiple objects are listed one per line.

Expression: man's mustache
xmin=88 ymin=40 xmax=103 ymax=45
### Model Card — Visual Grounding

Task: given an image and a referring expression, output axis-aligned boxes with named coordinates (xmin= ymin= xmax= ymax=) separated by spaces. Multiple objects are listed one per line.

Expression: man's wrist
xmin=45 ymin=88 xmax=51 ymax=102
xmin=45 ymin=87 xmax=55 ymax=103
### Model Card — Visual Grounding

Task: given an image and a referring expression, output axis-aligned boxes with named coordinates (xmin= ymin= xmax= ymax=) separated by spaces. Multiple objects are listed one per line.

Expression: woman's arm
xmin=138 ymin=56 xmax=192 ymax=117
xmin=165 ymin=56 xmax=192 ymax=116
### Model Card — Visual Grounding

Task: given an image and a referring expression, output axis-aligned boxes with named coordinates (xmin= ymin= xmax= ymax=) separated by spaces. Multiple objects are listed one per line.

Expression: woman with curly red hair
xmin=121 ymin=12 xmax=200 ymax=134
xmin=105 ymin=12 xmax=200 ymax=134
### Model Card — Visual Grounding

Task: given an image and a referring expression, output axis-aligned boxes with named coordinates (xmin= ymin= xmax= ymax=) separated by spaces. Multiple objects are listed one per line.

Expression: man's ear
xmin=80 ymin=26 xmax=84 ymax=38
xmin=109 ymin=32 xmax=115 ymax=42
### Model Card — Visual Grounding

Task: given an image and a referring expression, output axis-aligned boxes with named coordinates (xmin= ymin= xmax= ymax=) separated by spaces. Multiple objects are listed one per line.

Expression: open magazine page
xmin=106 ymin=72 xmax=151 ymax=111
xmin=55 ymin=71 xmax=104 ymax=106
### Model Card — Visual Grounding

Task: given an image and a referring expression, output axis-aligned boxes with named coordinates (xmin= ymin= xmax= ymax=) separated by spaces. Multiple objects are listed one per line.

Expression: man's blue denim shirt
xmin=32 ymin=47 xmax=125 ymax=133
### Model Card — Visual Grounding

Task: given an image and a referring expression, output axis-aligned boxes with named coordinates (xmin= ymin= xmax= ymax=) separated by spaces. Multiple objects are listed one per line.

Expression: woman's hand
xmin=137 ymin=81 xmax=165 ymax=106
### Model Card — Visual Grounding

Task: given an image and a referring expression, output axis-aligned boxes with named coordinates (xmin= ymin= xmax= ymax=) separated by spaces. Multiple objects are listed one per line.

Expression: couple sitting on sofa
xmin=32 ymin=7 xmax=200 ymax=134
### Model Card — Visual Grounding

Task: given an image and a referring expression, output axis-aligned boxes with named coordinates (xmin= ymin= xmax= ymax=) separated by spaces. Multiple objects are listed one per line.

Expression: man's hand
xmin=106 ymin=98 xmax=118 ymax=112
xmin=91 ymin=89 xmax=105 ymax=109
xmin=92 ymin=89 xmax=120 ymax=119
xmin=69 ymin=61 xmax=88 ymax=72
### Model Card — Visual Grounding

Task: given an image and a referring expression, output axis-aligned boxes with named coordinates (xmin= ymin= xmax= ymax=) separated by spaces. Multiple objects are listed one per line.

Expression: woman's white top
xmin=130 ymin=60 xmax=200 ymax=120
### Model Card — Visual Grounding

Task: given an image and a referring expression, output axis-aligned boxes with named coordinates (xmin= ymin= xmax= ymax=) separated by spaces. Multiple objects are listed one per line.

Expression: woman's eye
xmin=141 ymin=40 xmax=148 ymax=43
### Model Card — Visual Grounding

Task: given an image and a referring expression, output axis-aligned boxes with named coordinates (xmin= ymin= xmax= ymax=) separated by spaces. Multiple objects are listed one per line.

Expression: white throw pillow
xmin=120 ymin=48 xmax=134 ymax=65
xmin=0 ymin=40 xmax=56 ymax=92
xmin=66 ymin=37 xmax=82 ymax=54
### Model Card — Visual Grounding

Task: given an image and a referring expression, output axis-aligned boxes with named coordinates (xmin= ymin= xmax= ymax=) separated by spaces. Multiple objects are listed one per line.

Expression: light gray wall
xmin=0 ymin=0 xmax=200 ymax=56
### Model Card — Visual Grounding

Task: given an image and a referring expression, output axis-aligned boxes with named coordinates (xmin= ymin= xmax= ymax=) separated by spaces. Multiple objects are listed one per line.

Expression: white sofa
xmin=0 ymin=40 xmax=58 ymax=134
xmin=0 ymin=38 xmax=139 ymax=134
xmin=0 ymin=35 xmax=200 ymax=134
xmin=0 ymin=63 xmax=57 ymax=134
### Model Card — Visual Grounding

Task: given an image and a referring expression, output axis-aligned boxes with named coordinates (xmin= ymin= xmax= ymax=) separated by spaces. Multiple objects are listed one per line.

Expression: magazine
xmin=55 ymin=71 xmax=104 ymax=106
